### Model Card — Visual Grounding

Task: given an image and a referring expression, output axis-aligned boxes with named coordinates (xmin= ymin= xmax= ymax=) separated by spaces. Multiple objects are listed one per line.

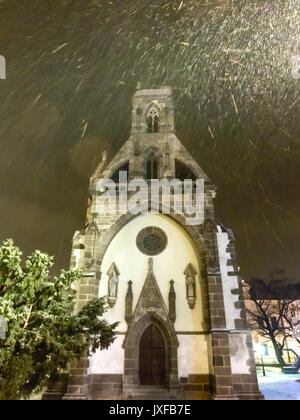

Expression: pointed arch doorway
xmin=139 ymin=324 xmax=166 ymax=386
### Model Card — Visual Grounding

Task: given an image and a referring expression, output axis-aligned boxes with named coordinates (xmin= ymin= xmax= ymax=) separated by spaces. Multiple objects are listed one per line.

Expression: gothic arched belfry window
xmin=147 ymin=108 xmax=159 ymax=133
xmin=146 ymin=154 xmax=158 ymax=179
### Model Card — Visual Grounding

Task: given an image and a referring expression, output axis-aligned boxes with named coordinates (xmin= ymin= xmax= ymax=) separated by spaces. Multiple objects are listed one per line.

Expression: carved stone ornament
xmin=107 ymin=262 xmax=120 ymax=308
xmin=169 ymin=280 xmax=176 ymax=324
xmin=184 ymin=263 xmax=197 ymax=309
xmin=136 ymin=226 xmax=168 ymax=256
xmin=125 ymin=281 xmax=133 ymax=325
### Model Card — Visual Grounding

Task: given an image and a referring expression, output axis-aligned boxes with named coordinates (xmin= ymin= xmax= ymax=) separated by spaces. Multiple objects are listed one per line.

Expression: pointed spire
xmin=131 ymin=258 xmax=170 ymax=322
xmin=101 ymin=150 xmax=107 ymax=164
xmin=148 ymin=257 xmax=153 ymax=273
xmin=125 ymin=281 xmax=133 ymax=325
xmin=90 ymin=150 xmax=108 ymax=185
xmin=169 ymin=280 xmax=176 ymax=324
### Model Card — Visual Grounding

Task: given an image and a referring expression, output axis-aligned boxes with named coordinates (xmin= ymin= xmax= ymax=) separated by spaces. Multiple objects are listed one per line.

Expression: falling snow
xmin=0 ymin=0 xmax=299 ymax=281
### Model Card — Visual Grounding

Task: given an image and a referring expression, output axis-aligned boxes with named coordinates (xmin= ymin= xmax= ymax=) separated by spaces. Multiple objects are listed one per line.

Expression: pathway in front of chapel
xmin=258 ymin=372 xmax=300 ymax=400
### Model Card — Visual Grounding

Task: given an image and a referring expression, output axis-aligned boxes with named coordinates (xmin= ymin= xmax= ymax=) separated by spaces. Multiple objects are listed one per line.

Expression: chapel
xmin=52 ymin=87 xmax=263 ymax=400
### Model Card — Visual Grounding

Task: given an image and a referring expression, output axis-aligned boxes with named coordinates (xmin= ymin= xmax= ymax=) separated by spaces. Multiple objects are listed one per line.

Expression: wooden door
xmin=139 ymin=324 xmax=166 ymax=385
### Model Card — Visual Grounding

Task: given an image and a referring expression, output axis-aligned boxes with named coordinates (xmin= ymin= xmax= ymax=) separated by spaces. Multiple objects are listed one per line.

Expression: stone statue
xmin=107 ymin=263 xmax=120 ymax=307
xmin=109 ymin=272 xmax=118 ymax=298
xmin=186 ymin=273 xmax=195 ymax=298
xmin=184 ymin=263 xmax=197 ymax=309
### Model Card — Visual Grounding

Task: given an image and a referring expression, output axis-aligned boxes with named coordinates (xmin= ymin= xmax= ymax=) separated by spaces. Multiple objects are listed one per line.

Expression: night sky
xmin=0 ymin=0 xmax=299 ymax=282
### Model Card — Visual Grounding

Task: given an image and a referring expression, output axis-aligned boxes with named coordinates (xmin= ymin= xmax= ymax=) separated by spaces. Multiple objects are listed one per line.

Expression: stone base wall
xmin=232 ymin=374 xmax=265 ymax=400
xmin=43 ymin=372 xmax=265 ymax=400
xmin=42 ymin=374 xmax=69 ymax=400
xmin=89 ymin=374 xmax=123 ymax=400
xmin=180 ymin=374 xmax=212 ymax=400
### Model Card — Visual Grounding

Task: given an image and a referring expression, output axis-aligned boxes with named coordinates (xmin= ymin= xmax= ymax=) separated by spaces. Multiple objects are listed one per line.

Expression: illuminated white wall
xmin=217 ymin=226 xmax=251 ymax=374
xmin=91 ymin=213 xmax=210 ymax=375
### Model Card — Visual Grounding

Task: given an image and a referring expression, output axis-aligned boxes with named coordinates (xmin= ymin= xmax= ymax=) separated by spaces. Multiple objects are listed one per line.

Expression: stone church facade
xmin=55 ymin=88 xmax=263 ymax=400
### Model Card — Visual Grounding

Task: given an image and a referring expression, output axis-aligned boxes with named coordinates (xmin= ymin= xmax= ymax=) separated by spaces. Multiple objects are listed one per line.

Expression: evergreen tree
xmin=0 ymin=239 xmax=117 ymax=400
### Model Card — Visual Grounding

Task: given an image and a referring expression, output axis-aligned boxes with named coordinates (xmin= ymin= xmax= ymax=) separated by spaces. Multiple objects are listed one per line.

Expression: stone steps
xmin=125 ymin=385 xmax=176 ymax=400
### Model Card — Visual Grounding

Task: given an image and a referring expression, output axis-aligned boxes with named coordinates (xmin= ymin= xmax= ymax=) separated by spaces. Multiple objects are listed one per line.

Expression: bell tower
xmin=131 ymin=87 xmax=175 ymax=135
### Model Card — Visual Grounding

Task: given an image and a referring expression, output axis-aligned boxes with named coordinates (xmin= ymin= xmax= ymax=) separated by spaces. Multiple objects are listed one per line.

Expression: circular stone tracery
xmin=136 ymin=226 xmax=168 ymax=256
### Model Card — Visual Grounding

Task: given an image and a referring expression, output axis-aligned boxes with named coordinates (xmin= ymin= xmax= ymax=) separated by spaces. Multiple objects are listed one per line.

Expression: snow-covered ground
xmin=259 ymin=372 xmax=300 ymax=400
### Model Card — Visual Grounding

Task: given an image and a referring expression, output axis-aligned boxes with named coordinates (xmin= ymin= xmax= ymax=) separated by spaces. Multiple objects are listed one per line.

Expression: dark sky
xmin=0 ymin=0 xmax=299 ymax=282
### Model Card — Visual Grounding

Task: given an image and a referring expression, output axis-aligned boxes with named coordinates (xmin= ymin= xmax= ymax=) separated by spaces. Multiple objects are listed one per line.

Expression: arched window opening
xmin=147 ymin=108 xmax=159 ymax=133
xmin=111 ymin=162 xmax=129 ymax=183
xmin=146 ymin=156 xmax=158 ymax=179
xmin=175 ymin=160 xmax=197 ymax=181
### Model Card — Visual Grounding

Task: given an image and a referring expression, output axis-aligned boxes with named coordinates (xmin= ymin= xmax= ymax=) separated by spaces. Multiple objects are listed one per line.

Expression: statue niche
xmin=184 ymin=263 xmax=197 ymax=309
xmin=107 ymin=263 xmax=120 ymax=308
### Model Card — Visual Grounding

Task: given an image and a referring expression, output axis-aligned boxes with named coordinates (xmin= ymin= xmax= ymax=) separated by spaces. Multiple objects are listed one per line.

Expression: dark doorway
xmin=139 ymin=324 xmax=166 ymax=385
